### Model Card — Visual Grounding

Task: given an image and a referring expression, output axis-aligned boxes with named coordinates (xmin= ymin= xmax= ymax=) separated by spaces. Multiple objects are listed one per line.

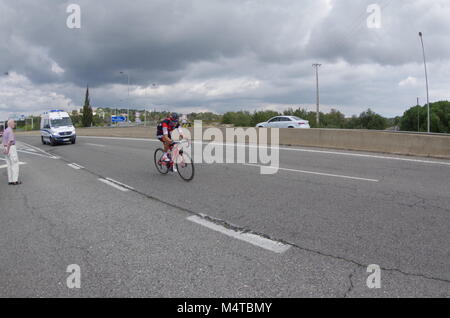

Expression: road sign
xmin=112 ymin=116 xmax=126 ymax=123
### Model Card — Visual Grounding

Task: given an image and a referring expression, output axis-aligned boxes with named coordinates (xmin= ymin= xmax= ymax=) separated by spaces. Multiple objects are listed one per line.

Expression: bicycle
xmin=154 ymin=140 xmax=195 ymax=181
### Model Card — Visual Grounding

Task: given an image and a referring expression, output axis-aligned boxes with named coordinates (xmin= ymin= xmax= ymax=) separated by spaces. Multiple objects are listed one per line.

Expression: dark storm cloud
xmin=0 ymin=0 xmax=449 ymax=118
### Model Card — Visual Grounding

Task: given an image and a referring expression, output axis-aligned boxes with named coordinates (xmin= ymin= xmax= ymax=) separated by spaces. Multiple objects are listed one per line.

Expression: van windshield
xmin=51 ymin=117 xmax=73 ymax=127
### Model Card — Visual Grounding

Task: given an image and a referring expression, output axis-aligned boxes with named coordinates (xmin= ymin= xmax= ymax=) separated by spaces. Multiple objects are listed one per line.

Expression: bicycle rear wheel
xmin=176 ymin=152 xmax=195 ymax=181
xmin=154 ymin=148 xmax=169 ymax=174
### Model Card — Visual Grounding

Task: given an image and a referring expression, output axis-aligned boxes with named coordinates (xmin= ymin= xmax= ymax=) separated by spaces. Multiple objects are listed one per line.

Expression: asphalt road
xmin=1 ymin=135 xmax=449 ymax=297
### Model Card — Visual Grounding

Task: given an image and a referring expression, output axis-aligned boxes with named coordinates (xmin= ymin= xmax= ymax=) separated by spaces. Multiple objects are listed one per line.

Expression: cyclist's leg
xmin=161 ymin=134 xmax=173 ymax=161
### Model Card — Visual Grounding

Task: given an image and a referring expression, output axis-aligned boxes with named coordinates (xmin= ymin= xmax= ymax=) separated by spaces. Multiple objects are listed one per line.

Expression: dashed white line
xmin=98 ymin=178 xmax=130 ymax=192
xmin=67 ymin=163 xmax=84 ymax=170
xmin=244 ymin=164 xmax=380 ymax=182
xmin=187 ymin=215 xmax=291 ymax=254
xmin=98 ymin=177 xmax=134 ymax=192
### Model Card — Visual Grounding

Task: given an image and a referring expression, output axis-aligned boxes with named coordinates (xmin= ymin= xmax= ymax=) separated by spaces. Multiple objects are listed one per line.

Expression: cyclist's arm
xmin=162 ymin=123 xmax=172 ymax=142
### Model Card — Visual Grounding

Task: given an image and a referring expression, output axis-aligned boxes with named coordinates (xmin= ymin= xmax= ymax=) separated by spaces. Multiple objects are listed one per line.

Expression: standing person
xmin=3 ymin=119 xmax=21 ymax=185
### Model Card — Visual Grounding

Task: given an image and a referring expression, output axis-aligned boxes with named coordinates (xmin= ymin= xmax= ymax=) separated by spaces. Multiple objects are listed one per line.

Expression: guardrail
xmin=16 ymin=126 xmax=450 ymax=159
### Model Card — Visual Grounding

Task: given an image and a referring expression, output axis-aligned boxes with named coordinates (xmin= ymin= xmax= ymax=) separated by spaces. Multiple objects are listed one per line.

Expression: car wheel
xmin=288 ymin=126 xmax=295 ymax=128
xmin=41 ymin=136 xmax=46 ymax=145
xmin=71 ymin=137 xmax=76 ymax=144
xmin=50 ymin=137 xmax=57 ymax=146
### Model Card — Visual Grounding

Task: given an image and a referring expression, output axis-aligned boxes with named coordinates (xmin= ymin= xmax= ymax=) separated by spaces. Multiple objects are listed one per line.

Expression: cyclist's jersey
xmin=157 ymin=118 xmax=182 ymax=138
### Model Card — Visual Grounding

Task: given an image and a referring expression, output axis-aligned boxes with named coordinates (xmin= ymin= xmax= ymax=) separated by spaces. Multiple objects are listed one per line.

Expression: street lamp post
xmin=312 ymin=64 xmax=322 ymax=127
xmin=120 ymin=71 xmax=131 ymax=122
xmin=418 ymin=32 xmax=430 ymax=133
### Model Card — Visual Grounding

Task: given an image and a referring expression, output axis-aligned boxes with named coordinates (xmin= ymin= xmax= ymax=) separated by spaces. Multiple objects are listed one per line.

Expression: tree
xmin=251 ymin=110 xmax=280 ymax=126
xmin=81 ymin=86 xmax=93 ymax=127
xmin=221 ymin=111 xmax=252 ymax=127
xmin=400 ymin=101 xmax=450 ymax=133
xmin=357 ymin=108 xmax=388 ymax=130
xmin=322 ymin=109 xmax=346 ymax=128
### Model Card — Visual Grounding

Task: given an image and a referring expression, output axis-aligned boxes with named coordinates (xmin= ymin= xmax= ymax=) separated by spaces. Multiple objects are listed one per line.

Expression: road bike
xmin=154 ymin=140 xmax=195 ymax=181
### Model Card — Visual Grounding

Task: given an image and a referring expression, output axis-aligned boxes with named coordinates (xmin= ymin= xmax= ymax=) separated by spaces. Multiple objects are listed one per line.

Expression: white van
xmin=41 ymin=110 xmax=76 ymax=145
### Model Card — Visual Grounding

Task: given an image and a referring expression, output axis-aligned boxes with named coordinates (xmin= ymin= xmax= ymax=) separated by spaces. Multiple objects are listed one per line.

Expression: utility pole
xmin=313 ymin=63 xmax=322 ymax=127
xmin=417 ymin=97 xmax=420 ymax=132
xmin=419 ymin=32 xmax=430 ymax=133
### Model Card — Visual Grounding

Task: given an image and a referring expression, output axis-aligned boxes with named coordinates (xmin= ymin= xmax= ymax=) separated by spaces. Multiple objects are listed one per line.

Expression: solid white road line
xmin=85 ymin=143 xmax=106 ymax=147
xmin=78 ymin=136 xmax=450 ymax=167
xmin=98 ymin=178 xmax=130 ymax=192
xmin=187 ymin=215 xmax=291 ymax=254
xmin=244 ymin=164 xmax=379 ymax=182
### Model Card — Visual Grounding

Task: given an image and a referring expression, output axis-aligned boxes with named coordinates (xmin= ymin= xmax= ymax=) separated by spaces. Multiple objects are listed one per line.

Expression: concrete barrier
xmin=16 ymin=126 xmax=450 ymax=159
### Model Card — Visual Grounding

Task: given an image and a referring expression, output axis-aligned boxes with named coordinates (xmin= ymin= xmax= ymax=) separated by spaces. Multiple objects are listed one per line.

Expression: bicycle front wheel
xmin=176 ymin=152 xmax=195 ymax=181
xmin=154 ymin=148 xmax=169 ymax=175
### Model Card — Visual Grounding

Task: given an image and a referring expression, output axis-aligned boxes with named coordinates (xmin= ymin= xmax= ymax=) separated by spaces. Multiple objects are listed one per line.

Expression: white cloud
xmin=0 ymin=72 xmax=73 ymax=120
xmin=399 ymin=76 xmax=419 ymax=87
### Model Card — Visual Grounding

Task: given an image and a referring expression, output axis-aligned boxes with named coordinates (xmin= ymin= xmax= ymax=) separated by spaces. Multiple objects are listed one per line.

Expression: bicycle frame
xmin=167 ymin=140 xmax=190 ymax=168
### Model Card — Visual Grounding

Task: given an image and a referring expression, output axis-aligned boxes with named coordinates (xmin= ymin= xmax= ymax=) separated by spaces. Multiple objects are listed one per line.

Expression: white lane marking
xmin=187 ymin=215 xmax=291 ymax=253
xmin=16 ymin=141 xmax=59 ymax=159
xmin=244 ymin=164 xmax=379 ymax=182
xmin=98 ymin=178 xmax=130 ymax=192
xmin=20 ymin=147 xmax=37 ymax=152
xmin=17 ymin=149 xmax=60 ymax=159
xmin=85 ymin=143 xmax=106 ymax=147
xmin=78 ymin=136 xmax=450 ymax=166
xmin=67 ymin=163 xmax=84 ymax=170
xmin=0 ymin=162 xmax=27 ymax=169
xmin=105 ymin=177 xmax=135 ymax=190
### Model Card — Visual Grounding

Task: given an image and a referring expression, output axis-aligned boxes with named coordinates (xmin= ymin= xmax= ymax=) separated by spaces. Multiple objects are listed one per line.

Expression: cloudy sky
xmin=0 ymin=0 xmax=449 ymax=120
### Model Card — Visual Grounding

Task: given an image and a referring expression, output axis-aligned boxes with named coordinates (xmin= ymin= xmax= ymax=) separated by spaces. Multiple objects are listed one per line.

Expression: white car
xmin=256 ymin=116 xmax=310 ymax=129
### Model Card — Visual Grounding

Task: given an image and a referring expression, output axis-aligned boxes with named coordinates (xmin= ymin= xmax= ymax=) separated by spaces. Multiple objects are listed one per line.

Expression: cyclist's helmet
xmin=170 ymin=112 xmax=180 ymax=122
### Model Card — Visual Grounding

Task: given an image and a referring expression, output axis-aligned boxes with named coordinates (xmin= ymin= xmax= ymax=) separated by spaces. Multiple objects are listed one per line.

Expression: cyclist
xmin=157 ymin=112 xmax=184 ymax=163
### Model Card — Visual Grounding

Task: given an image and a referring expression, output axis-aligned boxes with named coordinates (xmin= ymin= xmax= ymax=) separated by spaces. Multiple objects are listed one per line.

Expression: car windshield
xmin=51 ymin=117 xmax=73 ymax=127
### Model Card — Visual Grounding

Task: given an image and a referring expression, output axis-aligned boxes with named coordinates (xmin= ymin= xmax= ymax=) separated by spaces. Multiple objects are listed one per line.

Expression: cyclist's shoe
xmin=169 ymin=165 xmax=177 ymax=172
